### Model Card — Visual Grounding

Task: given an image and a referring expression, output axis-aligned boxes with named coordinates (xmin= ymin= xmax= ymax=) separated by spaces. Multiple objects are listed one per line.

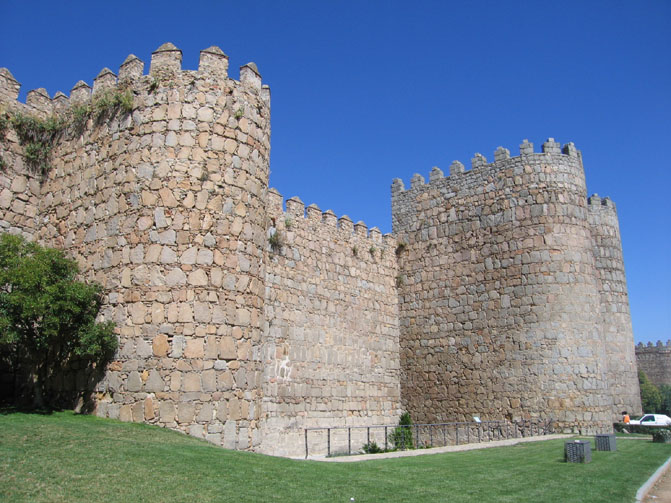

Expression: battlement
xmin=636 ymin=340 xmax=671 ymax=350
xmin=267 ymin=188 xmax=394 ymax=251
xmin=391 ymin=138 xmax=582 ymax=194
xmin=587 ymin=193 xmax=617 ymax=211
xmin=0 ymin=43 xmax=270 ymax=116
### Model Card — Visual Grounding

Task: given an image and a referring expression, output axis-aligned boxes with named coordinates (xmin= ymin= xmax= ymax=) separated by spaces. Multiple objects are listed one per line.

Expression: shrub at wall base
xmin=0 ymin=233 xmax=116 ymax=409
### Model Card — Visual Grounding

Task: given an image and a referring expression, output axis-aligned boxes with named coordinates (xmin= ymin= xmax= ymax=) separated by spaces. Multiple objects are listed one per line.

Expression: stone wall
xmin=392 ymin=139 xmax=639 ymax=432
xmin=261 ymin=190 xmax=400 ymax=456
xmin=636 ymin=342 xmax=671 ymax=388
xmin=0 ymin=42 xmax=642 ymax=454
xmin=588 ymin=195 xmax=642 ymax=415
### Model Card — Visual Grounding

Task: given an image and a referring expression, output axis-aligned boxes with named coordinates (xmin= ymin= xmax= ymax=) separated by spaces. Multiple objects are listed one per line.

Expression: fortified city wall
xmin=636 ymin=341 xmax=671 ymax=388
xmin=262 ymin=190 xmax=400 ymax=456
xmin=0 ymin=43 xmax=641 ymax=456
xmin=391 ymin=141 xmax=641 ymax=431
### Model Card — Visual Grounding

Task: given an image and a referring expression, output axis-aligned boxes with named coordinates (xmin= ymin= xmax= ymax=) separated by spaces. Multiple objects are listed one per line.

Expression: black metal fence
xmin=304 ymin=419 xmax=554 ymax=458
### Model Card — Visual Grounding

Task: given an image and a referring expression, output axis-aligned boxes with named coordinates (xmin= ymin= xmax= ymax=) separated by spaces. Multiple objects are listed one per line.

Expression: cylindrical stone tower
xmin=4 ymin=43 xmax=272 ymax=450
xmin=392 ymin=139 xmax=614 ymax=433
xmin=588 ymin=195 xmax=642 ymax=418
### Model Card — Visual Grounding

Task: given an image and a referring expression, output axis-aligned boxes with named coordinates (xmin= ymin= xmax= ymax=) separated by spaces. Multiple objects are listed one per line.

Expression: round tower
xmin=393 ymin=139 xmax=613 ymax=433
xmin=21 ymin=43 xmax=272 ymax=450
xmin=588 ymin=195 xmax=642 ymax=417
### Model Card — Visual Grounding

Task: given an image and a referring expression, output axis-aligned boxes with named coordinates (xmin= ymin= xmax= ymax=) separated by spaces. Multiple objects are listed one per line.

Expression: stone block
xmin=184 ymin=338 xmax=204 ymax=358
xmin=153 ymin=334 xmax=169 ymax=357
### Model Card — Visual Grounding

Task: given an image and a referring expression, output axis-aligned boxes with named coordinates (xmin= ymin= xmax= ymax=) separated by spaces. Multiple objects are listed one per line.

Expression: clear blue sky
xmin=1 ymin=1 xmax=669 ymax=344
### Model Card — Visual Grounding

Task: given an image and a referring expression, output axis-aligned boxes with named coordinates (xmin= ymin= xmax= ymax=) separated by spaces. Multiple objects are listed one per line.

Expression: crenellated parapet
xmin=0 ymin=42 xmax=269 ymax=120
xmin=266 ymin=188 xmax=394 ymax=255
xmin=637 ymin=340 xmax=671 ymax=351
xmin=392 ymin=138 xmax=582 ymax=197
xmin=391 ymin=138 xmax=588 ymax=238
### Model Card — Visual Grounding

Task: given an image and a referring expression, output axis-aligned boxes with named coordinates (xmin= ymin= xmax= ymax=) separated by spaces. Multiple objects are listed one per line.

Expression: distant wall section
xmin=637 ymin=341 xmax=671 ymax=388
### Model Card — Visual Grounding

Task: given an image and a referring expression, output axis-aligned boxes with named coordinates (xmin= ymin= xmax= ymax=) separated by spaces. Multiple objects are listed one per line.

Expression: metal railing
xmin=303 ymin=419 xmax=554 ymax=458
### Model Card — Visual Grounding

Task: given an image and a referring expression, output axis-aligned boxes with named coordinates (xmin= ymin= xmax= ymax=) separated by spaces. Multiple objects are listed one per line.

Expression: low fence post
xmin=456 ymin=424 xmax=459 ymax=445
xmin=367 ymin=426 xmax=370 ymax=447
xmin=305 ymin=429 xmax=308 ymax=459
xmin=443 ymin=424 xmax=447 ymax=446
xmin=384 ymin=426 xmax=388 ymax=451
xmin=327 ymin=428 xmax=331 ymax=457
xmin=348 ymin=427 xmax=351 ymax=455
xmin=430 ymin=425 xmax=433 ymax=447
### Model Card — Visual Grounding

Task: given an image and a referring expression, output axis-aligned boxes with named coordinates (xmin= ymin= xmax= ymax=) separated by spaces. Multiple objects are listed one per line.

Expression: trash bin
xmin=565 ymin=440 xmax=591 ymax=463
xmin=595 ymin=434 xmax=616 ymax=451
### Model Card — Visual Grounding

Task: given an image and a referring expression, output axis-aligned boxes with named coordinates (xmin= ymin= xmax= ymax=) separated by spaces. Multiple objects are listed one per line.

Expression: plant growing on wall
xmin=10 ymin=113 xmax=66 ymax=175
xmin=0 ymin=234 xmax=117 ymax=408
xmin=4 ymin=88 xmax=134 ymax=176
xmin=269 ymin=230 xmax=282 ymax=252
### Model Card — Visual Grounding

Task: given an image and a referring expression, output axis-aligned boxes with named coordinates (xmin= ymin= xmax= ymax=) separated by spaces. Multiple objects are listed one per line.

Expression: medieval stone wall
xmin=636 ymin=342 xmax=671 ymax=388
xmin=392 ymin=140 xmax=640 ymax=431
xmin=588 ymin=195 xmax=641 ymax=415
xmin=261 ymin=190 xmax=400 ymax=456
xmin=0 ymin=42 xmax=642 ymax=455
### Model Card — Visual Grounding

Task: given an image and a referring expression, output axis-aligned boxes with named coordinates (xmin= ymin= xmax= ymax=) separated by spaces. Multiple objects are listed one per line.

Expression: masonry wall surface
xmin=636 ymin=342 xmax=671 ymax=388
xmin=261 ymin=190 xmax=400 ymax=456
xmin=588 ymin=195 xmax=642 ymax=415
xmin=392 ymin=141 xmax=622 ymax=432
xmin=0 ymin=43 xmax=643 ymax=455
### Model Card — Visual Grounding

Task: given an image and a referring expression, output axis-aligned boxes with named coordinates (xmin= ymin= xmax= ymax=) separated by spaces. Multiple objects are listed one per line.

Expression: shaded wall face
xmin=1 ymin=52 xmax=271 ymax=450
xmin=588 ymin=198 xmax=642 ymax=417
xmin=393 ymin=150 xmax=613 ymax=431
xmin=261 ymin=194 xmax=401 ymax=457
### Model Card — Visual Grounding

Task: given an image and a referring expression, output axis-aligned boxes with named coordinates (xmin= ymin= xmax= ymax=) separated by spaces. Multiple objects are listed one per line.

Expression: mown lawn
xmin=1 ymin=410 xmax=670 ymax=503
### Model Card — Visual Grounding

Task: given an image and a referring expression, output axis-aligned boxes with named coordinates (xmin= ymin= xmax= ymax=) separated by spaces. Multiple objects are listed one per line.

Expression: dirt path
xmin=643 ymin=465 xmax=671 ymax=502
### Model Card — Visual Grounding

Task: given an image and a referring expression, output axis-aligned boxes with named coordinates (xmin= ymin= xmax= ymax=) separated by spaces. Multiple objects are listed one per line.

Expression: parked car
xmin=629 ymin=414 xmax=671 ymax=426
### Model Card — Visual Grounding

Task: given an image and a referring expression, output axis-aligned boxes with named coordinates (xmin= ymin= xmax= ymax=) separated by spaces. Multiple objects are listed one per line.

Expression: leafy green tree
xmin=639 ymin=370 xmax=662 ymax=413
xmin=0 ymin=233 xmax=116 ymax=407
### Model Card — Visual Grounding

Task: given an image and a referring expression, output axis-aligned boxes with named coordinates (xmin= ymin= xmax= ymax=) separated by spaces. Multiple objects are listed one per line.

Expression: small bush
xmin=389 ymin=412 xmax=414 ymax=450
xmin=362 ymin=441 xmax=383 ymax=454
xmin=652 ymin=429 xmax=671 ymax=443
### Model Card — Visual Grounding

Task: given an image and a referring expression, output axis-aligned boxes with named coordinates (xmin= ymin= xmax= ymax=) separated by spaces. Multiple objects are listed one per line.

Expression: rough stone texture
xmin=0 ymin=44 xmax=641 ymax=457
xmin=636 ymin=341 xmax=671 ymax=388
xmin=392 ymin=142 xmax=641 ymax=433
xmin=262 ymin=191 xmax=400 ymax=456
xmin=587 ymin=195 xmax=641 ymax=415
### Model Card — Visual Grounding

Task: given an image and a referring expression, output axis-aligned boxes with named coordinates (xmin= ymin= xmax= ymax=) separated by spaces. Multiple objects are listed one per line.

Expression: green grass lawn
xmin=1 ymin=410 xmax=670 ymax=503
